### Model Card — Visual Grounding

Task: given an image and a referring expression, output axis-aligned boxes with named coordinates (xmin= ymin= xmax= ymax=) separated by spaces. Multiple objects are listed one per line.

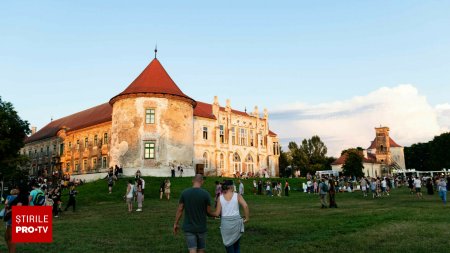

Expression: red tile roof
xmin=332 ymin=152 xmax=378 ymax=165
xmin=110 ymin=58 xmax=195 ymax=104
xmin=193 ymin=101 xmax=216 ymax=119
xmin=367 ymin=137 xmax=402 ymax=149
xmin=193 ymin=102 xmax=251 ymax=119
xmin=269 ymin=130 xmax=277 ymax=137
xmin=25 ymin=103 xmax=112 ymax=144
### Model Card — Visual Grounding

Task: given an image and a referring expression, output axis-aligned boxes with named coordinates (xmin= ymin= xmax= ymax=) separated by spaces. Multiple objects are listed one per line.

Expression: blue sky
xmin=1 ymin=1 xmax=449 ymax=156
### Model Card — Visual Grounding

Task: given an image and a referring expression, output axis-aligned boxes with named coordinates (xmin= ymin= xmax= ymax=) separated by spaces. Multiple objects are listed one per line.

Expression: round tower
xmin=109 ymin=57 xmax=196 ymax=176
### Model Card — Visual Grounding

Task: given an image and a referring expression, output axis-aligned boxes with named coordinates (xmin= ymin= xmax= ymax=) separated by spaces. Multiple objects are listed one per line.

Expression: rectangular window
xmin=145 ymin=108 xmax=155 ymax=124
xmin=231 ymin=127 xmax=236 ymax=145
xmin=144 ymin=142 xmax=156 ymax=159
xmin=84 ymin=137 xmax=88 ymax=148
xmin=75 ymin=161 xmax=79 ymax=173
xmin=250 ymin=130 xmax=254 ymax=147
xmin=76 ymin=140 xmax=80 ymax=149
xmin=46 ymin=146 xmax=50 ymax=156
xmin=103 ymin=133 xmax=108 ymax=145
xmin=220 ymin=125 xmax=225 ymax=143
xmin=66 ymin=162 xmax=70 ymax=172
xmin=83 ymin=159 xmax=87 ymax=171
xmin=102 ymin=156 xmax=107 ymax=168
xmin=92 ymin=158 xmax=97 ymax=169
xmin=94 ymin=135 xmax=98 ymax=146
xmin=203 ymin=127 xmax=208 ymax=140
xmin=68 ymin=142 xmax=72 ymax=150
xmin=60 ymin=143 xmax=64 ymax=156
xmin=240 ymin=128 xmax=247 ymax=146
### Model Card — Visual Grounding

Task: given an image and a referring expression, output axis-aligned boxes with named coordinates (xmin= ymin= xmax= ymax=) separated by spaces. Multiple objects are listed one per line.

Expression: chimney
xmin=31 ymin=126 xmax=37 ymax=135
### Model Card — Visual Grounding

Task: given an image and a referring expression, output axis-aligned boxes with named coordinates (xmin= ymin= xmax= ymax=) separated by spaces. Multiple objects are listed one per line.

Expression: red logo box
xmin=12 ymin=206 xmax=53 ymax=243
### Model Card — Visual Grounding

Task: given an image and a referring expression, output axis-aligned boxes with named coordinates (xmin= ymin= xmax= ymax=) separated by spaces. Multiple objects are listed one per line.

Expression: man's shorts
xmin=415 ymin=187 xmax=421 ymax=193
xmin=184 ymin=232 xmax=207 ymax=251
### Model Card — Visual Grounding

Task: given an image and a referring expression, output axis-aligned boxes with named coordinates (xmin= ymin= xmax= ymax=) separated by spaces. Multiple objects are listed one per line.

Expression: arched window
xmin=246 ymin=154 xmax=254 ymax=173
xmin=219 ymin=153 xmax=224 ymax=172
xmin=233 ymin=153 xmax=241 ymax=173
xmin=203 ymin=152 xmax=209 ymax=169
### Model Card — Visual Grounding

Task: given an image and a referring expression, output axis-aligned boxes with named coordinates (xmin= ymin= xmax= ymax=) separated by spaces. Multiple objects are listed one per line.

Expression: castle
xmin=22 ymin=55 xmax=280 ymax=178
xmin=331 ymin=126 xmax=406 ymax=177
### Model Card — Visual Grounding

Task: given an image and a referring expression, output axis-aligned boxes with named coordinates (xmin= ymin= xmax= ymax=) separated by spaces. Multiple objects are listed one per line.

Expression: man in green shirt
xmin=174 ymin=174 xmax=214 ymax=253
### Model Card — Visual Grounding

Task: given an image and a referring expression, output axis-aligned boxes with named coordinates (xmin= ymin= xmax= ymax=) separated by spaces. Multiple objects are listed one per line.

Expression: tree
xmin=0 ymin=97 xmax=30 ymax=180
xmin=341 ymin=149 xmax=364 ymax=178
xmin=430 ymin=132 xmax=450 ymax=170
xmin=288 ymin=136 xmax=330 ymax=175
xmin=278 ymin=148 xmax=290 ymax=177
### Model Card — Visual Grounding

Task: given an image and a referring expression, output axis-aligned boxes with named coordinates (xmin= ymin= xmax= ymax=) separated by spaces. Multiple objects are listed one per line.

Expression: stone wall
xmin=111 ymin=96 xmax=194 ymax=172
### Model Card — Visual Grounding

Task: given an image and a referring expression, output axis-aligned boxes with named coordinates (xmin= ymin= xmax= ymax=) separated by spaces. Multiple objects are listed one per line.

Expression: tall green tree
xmin=341 ymin=149 xmax=364 ymax=178
xmin=278 ymin=148 xmax=290 ymax=177
xmin=430 ymin=132 xmax=450 ymax=170
xmin=0 ymin=97 xmax=30 ymax=180
xmin=288 ymin=136 xmax=330 ymax=174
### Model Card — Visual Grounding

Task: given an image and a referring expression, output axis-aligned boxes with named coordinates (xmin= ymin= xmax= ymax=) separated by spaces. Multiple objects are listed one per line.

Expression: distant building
xmin=331 ymin=126 xmax=405 ymax=177
xmin=22 ymin=56 xmax=280 ymax=178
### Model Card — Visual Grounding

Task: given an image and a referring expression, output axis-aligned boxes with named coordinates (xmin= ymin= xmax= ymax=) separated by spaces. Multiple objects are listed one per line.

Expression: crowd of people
xmin=1 ymin=175 xmax=80 ymax=253
xmin=2 ymin=168 xmax=448 ymax=253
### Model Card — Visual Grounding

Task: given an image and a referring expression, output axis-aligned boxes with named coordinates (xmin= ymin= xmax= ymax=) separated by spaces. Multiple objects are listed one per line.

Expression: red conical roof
xmin=110 ymin=58 xmax=195 ymax=105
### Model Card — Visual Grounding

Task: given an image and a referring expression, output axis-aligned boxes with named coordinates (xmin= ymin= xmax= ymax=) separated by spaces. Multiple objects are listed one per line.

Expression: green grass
xmin=1 ymin=177 xmax=449 ymax=253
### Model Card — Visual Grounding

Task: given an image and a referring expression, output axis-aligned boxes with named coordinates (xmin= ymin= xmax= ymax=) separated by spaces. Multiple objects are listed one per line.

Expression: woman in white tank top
xmin=213 ymin=180 xmax=249 ymax=253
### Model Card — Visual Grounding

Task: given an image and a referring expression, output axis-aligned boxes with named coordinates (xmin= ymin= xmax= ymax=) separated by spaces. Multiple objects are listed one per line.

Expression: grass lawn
xmin=1 ymin=176 xmax=449 ymax=253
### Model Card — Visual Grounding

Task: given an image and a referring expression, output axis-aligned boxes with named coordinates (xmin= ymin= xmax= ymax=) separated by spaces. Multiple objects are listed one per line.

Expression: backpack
xmin=33 ymin=190 xmax=46 ymax=206
xmin=321 ymin=183 xmax=329 ymax=192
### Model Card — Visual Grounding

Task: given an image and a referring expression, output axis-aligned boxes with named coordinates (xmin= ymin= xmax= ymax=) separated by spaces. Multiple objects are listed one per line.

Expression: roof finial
xmin=154 ymin=44 xmax=158 ymax=59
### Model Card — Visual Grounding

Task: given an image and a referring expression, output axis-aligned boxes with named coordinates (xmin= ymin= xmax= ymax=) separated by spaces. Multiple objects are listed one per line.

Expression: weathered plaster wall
xmin=111 ymin=97 xmax=194 ymax=175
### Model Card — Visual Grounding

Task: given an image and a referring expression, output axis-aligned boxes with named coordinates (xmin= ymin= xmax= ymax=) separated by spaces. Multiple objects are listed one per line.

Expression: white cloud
xmin=436 ymin=103 xmax=450 ymax=132
xmin=270 ymin=84 xmax=447 ymax=157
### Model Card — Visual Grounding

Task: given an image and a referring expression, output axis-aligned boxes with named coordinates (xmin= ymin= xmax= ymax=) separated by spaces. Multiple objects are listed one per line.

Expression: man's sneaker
xmin=136 ymin=209 xmax=142 ymax=212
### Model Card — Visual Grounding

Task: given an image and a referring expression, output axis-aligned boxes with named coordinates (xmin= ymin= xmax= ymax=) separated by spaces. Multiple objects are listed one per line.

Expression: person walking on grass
xmin=426 ymin=178 xmax=434 ymax=195
xmin=284 ymin=180 xmax=290 ymax=197
xmin=107 ymin=170 xmax=114 ymax=194
xmin=370 ymin=178 xmax=378 ymax=198
xmin=438 ymin=177 xmax=447 ymax=204
xmin=215 ymin=181 xmax=222 ymax=208
xmin=164 ymin=178 xmax=171 ymax=201
xmin=125 ymin=180 xmax=134 ymax=213
xmin=174 ymin=174 xmax=215 ymax=253
xmin=3 ymin=188 xmax=21 ymax=253
xmin=329 ymin=179 xmax=337 ymax=208
xmin=160 ymin=179 xmax=166 ymax=200
xmin=64 ymin=185 xmax=77 ymax=212
xmin=319 ymin=178 xmax=329 ymax=208
xmin=238 ymin=180 xmax=244 ymax=195
xmin=213 ymin=180 xmax=250 ymax=253
xmin=414 ymin=176 xmax=423 ymax=199
xmin=136 ymin=178 xmax=143 ymax=211
xmin=360 ymin=177 xmax=368 ymax=197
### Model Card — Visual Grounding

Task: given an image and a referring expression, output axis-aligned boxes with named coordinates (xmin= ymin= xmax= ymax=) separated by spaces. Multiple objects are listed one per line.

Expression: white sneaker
xmin=136 ymin=209 xmax=142 ymax=212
